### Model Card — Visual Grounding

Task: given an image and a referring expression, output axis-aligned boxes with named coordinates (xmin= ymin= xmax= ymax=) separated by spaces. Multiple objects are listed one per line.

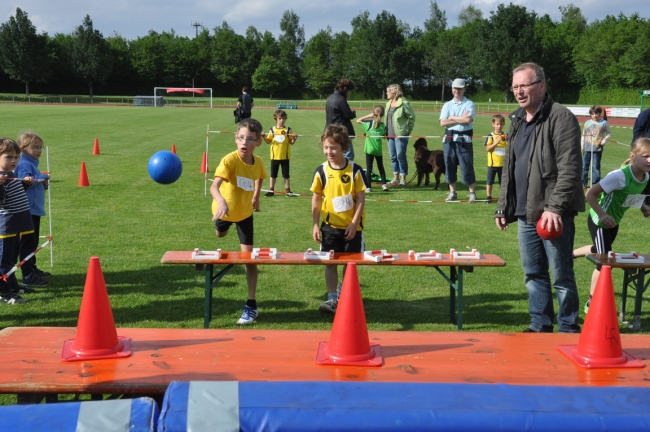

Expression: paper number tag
xmin=622 ymin=194 xmax=646 ymax=209
xmin=332 ymin=194 xmax=354 ymax=213
xmin=236 ymin=176 xmax=254 ymax=191
xmin=495 ymin=148 xmax=506 ymax=156
xmin=275 ymin=135 xmax=285 ymax=143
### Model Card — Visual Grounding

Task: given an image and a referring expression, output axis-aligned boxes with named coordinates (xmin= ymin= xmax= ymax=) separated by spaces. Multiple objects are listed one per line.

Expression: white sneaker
xmin=468 ymin=192 xmax=477 ymax=203
xmin=365 ymin=188 xmax=371 ymax=193
xmin=399 ymin=179 xmax=406 ymax=187
xmin=237 ymin=305 xmax=258 ymax=324
xmin=381 ymin=184 xmax=389 ymax=191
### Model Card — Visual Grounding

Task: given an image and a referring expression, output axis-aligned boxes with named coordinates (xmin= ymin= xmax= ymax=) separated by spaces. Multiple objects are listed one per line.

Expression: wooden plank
xmin=1 ymin=327 xmax=649 ymax=396
xmin=587 ymin=253 xmax=650 ymax=270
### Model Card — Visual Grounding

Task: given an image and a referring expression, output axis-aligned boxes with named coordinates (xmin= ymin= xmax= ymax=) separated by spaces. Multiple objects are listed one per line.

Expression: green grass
xmin=0 ymin=104 xmax=643 ymax=403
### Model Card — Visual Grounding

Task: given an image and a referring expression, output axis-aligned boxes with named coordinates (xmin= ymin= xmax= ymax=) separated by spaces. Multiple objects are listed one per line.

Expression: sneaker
xmin=22 ymin=274 xmax=48 ymax=287
xmin=1 ymin=293 xmax=28 ymax=304
xmin=381 ymin=184 xmax=389 ymax=192
xmin=445 ymin=192 xmax=458 ymax=202
xmin=13 ymin=286 xmax=36 ymax=294
xmin=34 ymin=267 xmax=52 ymax=277
xmin=468 ymin=192 xmax=477 ymax=203
xmin=319 ymin=298 xmax=338 ymax=314
xmin=399 ymin=179 xmax=406 ymax=187
xmin=584 ymin=298 xmax=591 ymax=314
xmin=285 ymin=191 xmax=297 ymax=197
xmin=386 ymin=179 xmax=398 ymax=186
xmin=485 ymin=195 xmax=492 ymax=204
xmin=365 ymin=188 xmax=372 ymax=193
xmin=237 ymin=305 xmax=258 ymax=324
xmin=264 ymin=191 xmax=274 ymax=197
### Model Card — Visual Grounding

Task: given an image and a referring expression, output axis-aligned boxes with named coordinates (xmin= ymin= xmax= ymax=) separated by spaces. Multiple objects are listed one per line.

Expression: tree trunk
xmin=89 ymin=83 xmax=94 ymax=104
xmin=441 ymin=83 xmax=445 ymax=102
xmin=25 ymin=81 xmax=30 ymax=97
xmin=504 ymin=89 xmax=509 ymax=104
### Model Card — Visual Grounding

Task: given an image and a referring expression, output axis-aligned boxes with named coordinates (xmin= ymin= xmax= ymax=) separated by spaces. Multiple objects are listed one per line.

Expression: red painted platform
xmin=1 ymin=327 xmax=649 ymax=397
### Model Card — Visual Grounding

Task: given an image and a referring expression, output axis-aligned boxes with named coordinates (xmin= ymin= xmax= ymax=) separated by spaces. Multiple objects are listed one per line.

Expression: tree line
xmin=1 ymin=4 xmax=649 ymax=104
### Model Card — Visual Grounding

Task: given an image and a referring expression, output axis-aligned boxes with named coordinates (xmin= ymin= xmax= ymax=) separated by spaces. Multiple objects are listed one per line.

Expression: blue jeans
xmin=344 ymin=138 xmax=355 ymax=161
xmin=444 ymin=140 xmax=476 ymax=185
xmin=582 ymin=151 xmax=602 ymax=186
xmin=517 ymin=214 xmax=580 ymax=333
xmin=387 ymin=137 xmax=408 ymax=175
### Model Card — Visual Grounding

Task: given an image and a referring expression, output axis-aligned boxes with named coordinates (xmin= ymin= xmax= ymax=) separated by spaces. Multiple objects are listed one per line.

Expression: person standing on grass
xmin=495 ymin=62 xmax=584 ymax=334
xmin=484 ymin=114 xmax=507 ymax=203
xmin=439 ymin=78 xmax=477 ymax=202
xmin=211 ymin=118 xmax=267 ymax=324
xmin=573 ymin=137 xmax=650 ymax=314
xmin=263 ymin=109 xmax=298 ymax=197
xmin=632 ymin=107 xmax=650 ymax=205
xmin=384 ymin=84 xmax=416 ymax=187
xmin=581 ymin=106 xmax=611 ymax=188
xmin=325 ymin=79 xmax=357 ymax=161
xmin=0 ymin=138 xmax=35 ymax=305
xmin=311 ymin=125 xmax=366 ymax=314
xmin=356 ymin=106 xmax=389 ymax=192
xmin=236 ymin=87 xmax=254 ymax=121
xmin=16 ymin=131 xmax=51 ymax=288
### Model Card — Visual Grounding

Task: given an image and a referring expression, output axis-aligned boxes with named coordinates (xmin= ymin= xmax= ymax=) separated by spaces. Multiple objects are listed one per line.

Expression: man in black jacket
xmin=325 ymin=79 xmax=356 ymax=160
xmin=237 ymin=87 xmax=254 ymax=121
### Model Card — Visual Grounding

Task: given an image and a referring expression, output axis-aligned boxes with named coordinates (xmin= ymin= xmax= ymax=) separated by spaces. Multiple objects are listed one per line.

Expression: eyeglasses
xmin=510 ymin=81 xmax=541 ymax=92
xmin=236 ymin=135 xmax=258 ymax=144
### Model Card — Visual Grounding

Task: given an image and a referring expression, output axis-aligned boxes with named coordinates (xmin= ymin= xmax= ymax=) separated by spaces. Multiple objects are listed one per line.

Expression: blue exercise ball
xmin=148 ymin=151 xmax=182 ymax=184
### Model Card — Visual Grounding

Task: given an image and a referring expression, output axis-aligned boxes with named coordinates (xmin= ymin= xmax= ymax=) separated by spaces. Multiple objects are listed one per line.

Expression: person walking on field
xmin=237 ymin=87 xmax=254 ymax=121
xmin=495 ymin=62 xmax=584 ymax=334
xmin=440 ymin=78 xmax=477 ymax=202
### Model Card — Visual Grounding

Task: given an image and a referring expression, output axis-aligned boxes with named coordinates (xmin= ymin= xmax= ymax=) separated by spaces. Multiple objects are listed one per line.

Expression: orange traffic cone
xmin=78 ymin=161 xmax=89 ymax=187
xmin=171 ymin=143 xmax=177 ymax=154
xmin=316 ymin=263 xmax=382 ymax=366
xmin=92 ymin=138 xmax=100 ymax=155
xmin=558 ymin=265 xmax=643 ymax=368
xmin=61 ymin=257 xmax=131 ymax=362
xmin=200 ymin=152 xmax=208 ymax=173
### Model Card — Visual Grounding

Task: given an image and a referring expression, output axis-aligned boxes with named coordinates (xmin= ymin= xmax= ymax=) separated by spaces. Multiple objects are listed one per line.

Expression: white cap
xmin=452 ymin=78 xmax=466 ymax=88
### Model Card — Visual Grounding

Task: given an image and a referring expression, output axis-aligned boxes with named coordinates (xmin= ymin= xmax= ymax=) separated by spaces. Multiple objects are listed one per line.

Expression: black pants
xmin=365 ymin=154 xmax=387 ymax=187
xmin=20 ymin=215 xmax=40 ymax=277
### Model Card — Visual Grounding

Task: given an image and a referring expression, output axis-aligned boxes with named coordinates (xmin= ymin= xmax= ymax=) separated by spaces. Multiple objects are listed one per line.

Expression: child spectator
xmin=263 ymin=109 xmax=297 ymax=197
xmin=573 ymin=137 xmax=650 ymax=313
xmin=484 ymin=114 xmax=507 ymax=203
xmin=581 ymin=106 xmax=612 ymax=188
xmin=210 ymin=118 xmax=267 ymax=324
xmin=16 ymin=131 xmax=51 ymax=287
xmin=356 ymin=106 xmax=388 ymax=192
xmin=311 ymin=125 xmax=366 ymax=314
xmin=0 ymin=138 xmax=35 ymax=304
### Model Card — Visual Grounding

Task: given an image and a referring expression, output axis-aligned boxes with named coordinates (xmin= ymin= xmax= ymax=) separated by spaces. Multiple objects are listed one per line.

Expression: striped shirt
xmin=0 ymin=172 xmax=34 ymax=237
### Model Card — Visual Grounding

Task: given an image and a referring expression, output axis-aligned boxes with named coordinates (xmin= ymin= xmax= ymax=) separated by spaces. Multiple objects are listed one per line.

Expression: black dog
xmin=413 ymin=138 xmax=446 ymax=189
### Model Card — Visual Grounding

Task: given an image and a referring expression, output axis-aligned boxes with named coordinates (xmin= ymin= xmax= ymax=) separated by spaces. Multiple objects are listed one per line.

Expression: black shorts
xmin=486 ymin=167 xmax=502 ymax=186
xmin=270 ymin=160 xmax=290 ymax=179
xmin=320 ymin=223 xmax=365 ymax=253
xmin=215 ymin=215 xmax=254 ymax=246
xmin=587 ymin=215 xmax=619 ymax=269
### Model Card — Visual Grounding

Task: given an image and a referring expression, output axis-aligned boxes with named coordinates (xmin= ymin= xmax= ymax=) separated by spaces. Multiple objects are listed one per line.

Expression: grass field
xmin=0 ymin=104 xmax=645 ymax=395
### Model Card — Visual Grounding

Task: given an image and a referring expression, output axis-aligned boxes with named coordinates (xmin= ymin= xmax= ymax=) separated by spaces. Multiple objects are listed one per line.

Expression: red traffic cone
xmin=92 ymin=138 xmax=100 ymax=155
xmin=316 ymin=263 xmax=382 ymax=366
xmin=61 ymin=257 xmax=131 ymax=362
xmin=78 ymin=161 xmax=89 ymax=187
xmin=171 ymin=143 xmax=177 ymax=154
xmin=558 ymin=265 xmax=643 ymax=368
xmin=200 ymin=152 xmax=209 ymax=173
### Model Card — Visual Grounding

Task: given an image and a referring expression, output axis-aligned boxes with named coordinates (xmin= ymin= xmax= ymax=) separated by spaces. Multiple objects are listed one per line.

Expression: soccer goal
xmin=153 ymin=87 xmax=213 ymax=108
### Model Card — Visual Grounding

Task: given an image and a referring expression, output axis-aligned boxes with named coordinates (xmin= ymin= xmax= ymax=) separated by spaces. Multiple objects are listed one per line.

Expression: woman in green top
xmin=384 ymin=84 xmax=416 ymax=187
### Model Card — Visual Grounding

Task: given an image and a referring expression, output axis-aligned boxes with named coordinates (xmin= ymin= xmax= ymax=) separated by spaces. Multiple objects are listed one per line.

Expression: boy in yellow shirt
xmin=484 ymin=114 xmax=507 ymax=203
xmin=211 ymin=118 xmax=267 ymax=324
xmin=263 ymin=109 xmax=297 ymax=197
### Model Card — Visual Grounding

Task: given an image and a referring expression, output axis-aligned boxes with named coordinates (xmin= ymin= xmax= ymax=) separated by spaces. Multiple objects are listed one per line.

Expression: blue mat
xmin=0 ymin=397 xmax=158 ymax=432
xmin=158 ymin=381 xmax=650 ymax=431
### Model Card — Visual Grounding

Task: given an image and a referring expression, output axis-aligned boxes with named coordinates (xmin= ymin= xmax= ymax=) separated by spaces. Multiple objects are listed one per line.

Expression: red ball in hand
xmin=536 ymin=218 xmax=563 ymax=240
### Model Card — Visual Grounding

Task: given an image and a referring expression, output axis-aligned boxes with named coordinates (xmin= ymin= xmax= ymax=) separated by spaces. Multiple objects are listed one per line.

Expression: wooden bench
xmin=161 ymin=250 xmax=506 ymax=330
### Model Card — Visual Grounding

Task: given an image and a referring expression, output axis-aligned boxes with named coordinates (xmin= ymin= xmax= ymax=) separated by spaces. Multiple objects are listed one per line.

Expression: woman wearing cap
xmin=325 ymin=79 xmax=357 ymax=160
xmin=385 ymin=84 xmax=416 ymax=186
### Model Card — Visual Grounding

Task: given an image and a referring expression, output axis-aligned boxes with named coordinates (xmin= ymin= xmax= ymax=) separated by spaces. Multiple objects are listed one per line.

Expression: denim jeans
xmin=443 ymin=140 xmax=476 ymax=185
xmin=387 ymin=137 xmax=409 ymax=175
xmin=582 ymin=151 xmax=602 ymax=187
xmin=517 ymin=214 xmax=580 ymax=333
xmin=344 ymin=138 xmax=355 ymax=161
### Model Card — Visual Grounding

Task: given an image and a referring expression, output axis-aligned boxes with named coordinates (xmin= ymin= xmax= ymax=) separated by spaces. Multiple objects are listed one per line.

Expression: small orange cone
xmin=92 ymin=138 xmax=100 ymax=155
xmin=78 ymin=161 xmax=89 ymax=187
xmin=316 ymin=263 xmax=382 ymax=366
xmin=558 ymin=265 xmax=644 ymax=368
xmin=171 ymin=143 xmax=177 ymax=154
xmin=200 ymin=152 xmax=208 ymax=173
xmin=61 ymin=257 xmax=131 ymax=362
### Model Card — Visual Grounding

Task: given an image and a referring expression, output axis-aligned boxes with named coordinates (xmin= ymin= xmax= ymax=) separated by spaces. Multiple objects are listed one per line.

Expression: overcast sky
xmin=2 ymin=0 xmax=648 ymax=40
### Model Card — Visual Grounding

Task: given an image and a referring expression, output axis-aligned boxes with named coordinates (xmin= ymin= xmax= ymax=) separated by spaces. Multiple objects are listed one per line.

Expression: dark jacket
xmin=496 ymin=95 xmax=585 ymax=224
xmin=632 ymin=108 xmax=650 ymax=143
xmin=325 ymin=91 xmax=356 ymax=137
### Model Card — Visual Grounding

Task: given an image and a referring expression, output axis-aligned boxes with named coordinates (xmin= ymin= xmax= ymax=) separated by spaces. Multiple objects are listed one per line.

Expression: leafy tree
xmin=559 ymin=3 xmax=587 ymax=31
xmin=618 ymin=22 xmax=650 ymax=88
xmin=0 ymin=8 xmax=50 ymax=95
xmin=458 ymin=5 xmax=483 ymax=26
xmin=252 ymin=55 xmax=285 ymax=98
xmin=424 ymin=1 xmax=447 ymax=33
xmin=278 ymin=9 xmax=305 ymax=93
xmin=105 ymin=33 xmax=135 ymax=94
xmin=329 ymin=31 xmax=351 ymax=81
xmin=302 ymin=28 xmax=334 ymax=98
xmin=130 ymin=31 xmax=165 ymax=88
xmin=404 ymin=27 xmax=430 ymax=98
xmin=425 ymin=28 xmax=468 ymax=101
xmin=211 ymin=22 xmax=245 ymax=93
xmin=70 ymin=15 xmax=113 ymax=101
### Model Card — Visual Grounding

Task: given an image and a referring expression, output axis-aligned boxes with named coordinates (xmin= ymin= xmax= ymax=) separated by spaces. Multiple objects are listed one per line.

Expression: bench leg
xmin=633 ymin=269 xmax=646 ymax=331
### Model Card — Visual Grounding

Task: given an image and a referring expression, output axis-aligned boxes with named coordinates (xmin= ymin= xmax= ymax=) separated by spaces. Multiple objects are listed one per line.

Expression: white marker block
xmin=408 ymin=250 xmax=442 ymax=261
xmin=364 ymin=250 xmax=398 ymax=262
xmin=192 ymin=248 xmax=222 ymax=259
xmin=608 ymin=251 xmax=644 ymax=264
xmin=252 ymin=247 xmax=278 ymax=259
xmin=304 ymin=248 xmax=334 ymax=261
xmin=450 ymin=248 xmax=482 ymax=260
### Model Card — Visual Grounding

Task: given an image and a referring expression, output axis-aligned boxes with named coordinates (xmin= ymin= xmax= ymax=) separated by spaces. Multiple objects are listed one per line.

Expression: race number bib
xmin=495 ymin=148 xmax=506 ymax=156
xmin=275 ymin=135 xmax=286 ymax=143
xmin=332 ymin=194 xmax=354 ymax=213
xmin=622 ymin=194 xmax=647 ymax=209
xmin=236 ymin=176 xmax=254 ymax=191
